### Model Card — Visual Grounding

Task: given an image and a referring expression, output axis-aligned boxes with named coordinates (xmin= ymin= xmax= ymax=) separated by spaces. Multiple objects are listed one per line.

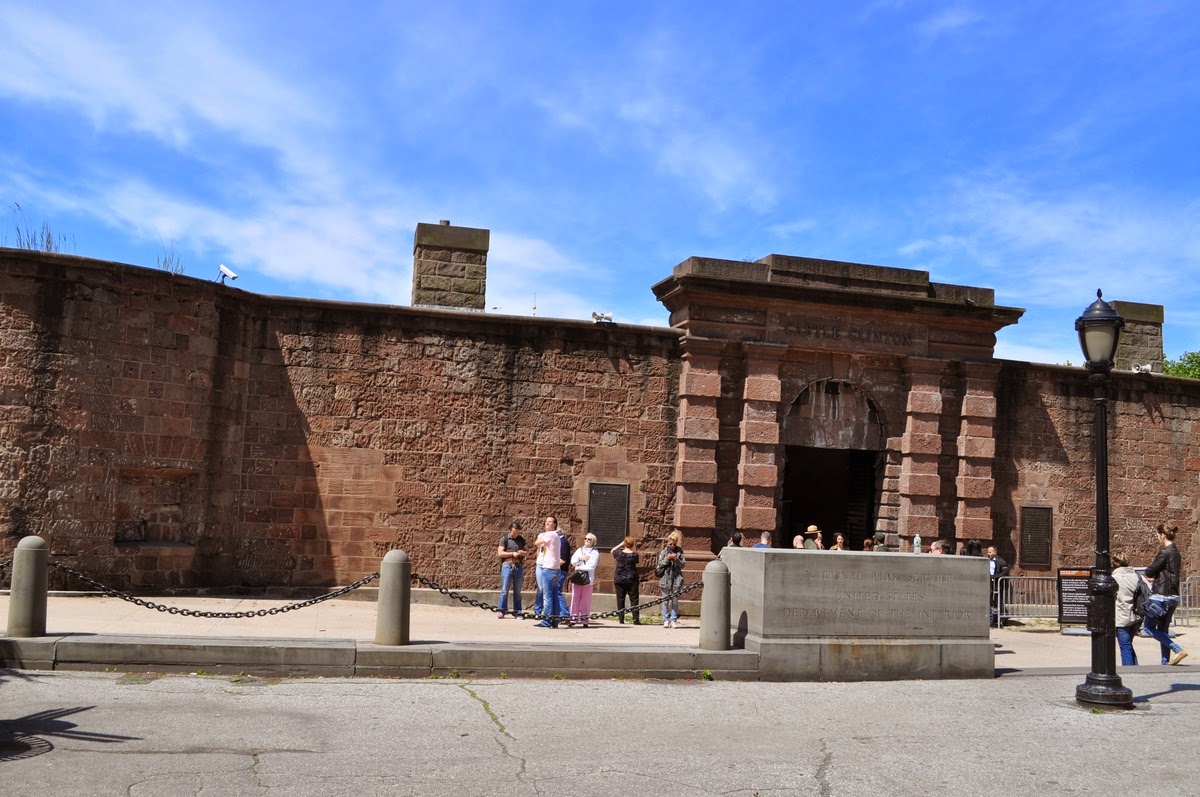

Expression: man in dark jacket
xmin=554 ymin=526 xmax=573 ymax=626
xmin=1144 ymin=523 xmax=1188 ymax=665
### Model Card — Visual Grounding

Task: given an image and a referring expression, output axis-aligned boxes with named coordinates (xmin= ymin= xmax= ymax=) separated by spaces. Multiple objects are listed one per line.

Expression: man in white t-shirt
xmin=534 ymin=516 xmax=562 ymax=628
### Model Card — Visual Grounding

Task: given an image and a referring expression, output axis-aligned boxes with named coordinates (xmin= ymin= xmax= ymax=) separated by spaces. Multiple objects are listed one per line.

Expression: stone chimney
xmin=412 ymin=220 xmax=489 ymax=310
xmin=1112 ymin=300 xmax=1164 ymax=373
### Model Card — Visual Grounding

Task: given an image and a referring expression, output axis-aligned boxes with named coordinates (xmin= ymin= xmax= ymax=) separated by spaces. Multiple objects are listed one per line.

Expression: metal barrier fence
xmin=997 ymin=575 xmax=1194 ymax=627
xmin=1180 ymin=576 xmax=1197 ymax=627
xmin=996 ymin=576 xmax=1058 ymax=624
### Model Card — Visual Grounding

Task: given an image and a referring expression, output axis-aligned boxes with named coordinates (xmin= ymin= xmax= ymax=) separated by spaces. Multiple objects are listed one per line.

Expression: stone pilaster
xmin=1111 ymin=301 xmax=1164 ymax=373
xmin=897 ymin=358 xmax=945 ymax=548
xmin=736 ymin=343 xmax=787 ymax=535
xmin=954 ymin=362 xmax=1001 ymax=543
xmin=875 ymin=443 xmax=903 ymax=544
xmin=412 ymin=220 xmax=489 ymax=310
xmin=672 ymin=340 xmax=723 ymax=549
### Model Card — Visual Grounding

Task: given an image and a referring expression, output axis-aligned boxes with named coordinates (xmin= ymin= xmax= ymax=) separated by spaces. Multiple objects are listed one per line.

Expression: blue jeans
xmin=661 ymin=582 xmax=680 ymax=624
xmin=497 ymin=562 xmax=524 ymax=615
xmin=1142 ymin=596 xmax=1181 ymax=663
xmin=553 ymin=570 xmax=570 ymax=620
xmin=535 ymin=566 xmax=558 ymax=622
xmin=1116 ymin=622 xmax=1140 ymax=666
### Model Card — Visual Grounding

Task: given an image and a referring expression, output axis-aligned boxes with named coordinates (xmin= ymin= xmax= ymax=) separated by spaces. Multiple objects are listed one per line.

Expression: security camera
xmin=591 ymin=311 xmax=613 ymax=323
xmin=218 ymin=264 xmax=238 ymax=284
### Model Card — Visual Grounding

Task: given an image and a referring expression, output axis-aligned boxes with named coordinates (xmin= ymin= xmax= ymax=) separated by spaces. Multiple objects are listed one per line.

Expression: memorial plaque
xmin=1019 ymin=506 xmax=1053 ymax=568
xmin=587 ymin=483 xmax=629 ymax=549
xmin=1057 ymin=568 xmax=1092 ymax=625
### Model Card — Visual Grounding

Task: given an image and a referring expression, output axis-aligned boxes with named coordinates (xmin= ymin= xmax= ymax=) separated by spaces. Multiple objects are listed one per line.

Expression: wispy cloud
xmin=915 ymin=7 xmax=985 ymax=41
xmin=769 ymin=218 xmax=818 ymax=238
xmin=0 ymin=6 xmax=329 ymax=184
xmin=908 ymin=177 xmax=1200 ymax=307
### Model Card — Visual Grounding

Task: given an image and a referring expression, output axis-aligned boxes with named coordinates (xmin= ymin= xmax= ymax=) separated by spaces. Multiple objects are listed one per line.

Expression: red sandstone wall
xmin=994 ymin=362 xmax=1199 ymax=577
xmin=4 ymin=248 xmax=1196 ymax=593
xmin=0 ymin=250 xmax=680 ymax=591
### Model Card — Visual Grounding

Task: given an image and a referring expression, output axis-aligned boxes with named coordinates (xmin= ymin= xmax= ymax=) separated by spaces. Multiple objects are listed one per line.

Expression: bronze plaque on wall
xmin=588 ymin=483 xmax=629 ymax=549
xmin=1019 ymin=506 xmax=1053 ymax=568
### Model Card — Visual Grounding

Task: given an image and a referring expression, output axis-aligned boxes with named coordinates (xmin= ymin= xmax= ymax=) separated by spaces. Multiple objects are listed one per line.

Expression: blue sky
xmin=3 ymin=1 xmax=1199 ymax=364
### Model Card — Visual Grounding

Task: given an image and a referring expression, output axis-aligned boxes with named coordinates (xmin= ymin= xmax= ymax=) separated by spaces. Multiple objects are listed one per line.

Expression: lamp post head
xmin=1074 ymin=289 xmax=1125 ymax=370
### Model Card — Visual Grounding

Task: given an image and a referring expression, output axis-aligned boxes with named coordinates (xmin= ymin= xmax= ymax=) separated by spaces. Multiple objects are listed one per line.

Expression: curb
xmin=0 ymin=634 xmax=758 ymax=681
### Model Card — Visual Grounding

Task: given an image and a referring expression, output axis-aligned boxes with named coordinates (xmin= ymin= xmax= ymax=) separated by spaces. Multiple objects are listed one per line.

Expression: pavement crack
xmin=457 ymin=683 xmax=512 ymax=739
xmin=814 ymin=741 xmax=833 ymax=797
xmin=458 ymin=683 xmax=531 ymax=787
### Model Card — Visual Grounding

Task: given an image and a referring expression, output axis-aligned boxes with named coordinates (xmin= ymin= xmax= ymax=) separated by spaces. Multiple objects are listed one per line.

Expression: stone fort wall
xmin=0 ymin=249 xmax=681 ymax=591
xmin=1 ymin=245 xmax=1196 ymax=591
xmin=994 ymin=361 xmax=1198 ymax=577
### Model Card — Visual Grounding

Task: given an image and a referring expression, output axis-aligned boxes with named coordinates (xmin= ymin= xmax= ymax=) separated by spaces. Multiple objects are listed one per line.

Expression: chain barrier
xmin=46 ymin=560 xmax=379 ymax=619
xmin=6 ymin=554 xmax=701 ymax=625
xmin=412 ymin=572 xmax=704 ymax=623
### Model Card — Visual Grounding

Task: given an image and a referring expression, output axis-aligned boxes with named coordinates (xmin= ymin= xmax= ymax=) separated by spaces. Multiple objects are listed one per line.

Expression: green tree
xmin=1163 ymin=351 xmax=1200 ymax=379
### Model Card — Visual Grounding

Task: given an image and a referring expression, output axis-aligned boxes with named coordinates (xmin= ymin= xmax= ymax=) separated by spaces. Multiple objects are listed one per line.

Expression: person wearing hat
xmin=872 ymin=531 xmax=890 ymax=553
xmin=803 ymin=525 xmax=823 ymax=550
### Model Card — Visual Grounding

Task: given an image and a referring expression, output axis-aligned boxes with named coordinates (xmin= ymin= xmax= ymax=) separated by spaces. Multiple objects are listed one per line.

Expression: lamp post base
xmin=1076 ymin=672 xmax=1133 ymax=709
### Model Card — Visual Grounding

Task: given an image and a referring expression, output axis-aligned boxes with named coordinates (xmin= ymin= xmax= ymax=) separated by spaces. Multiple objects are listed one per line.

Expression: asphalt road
xmin=1 ymin=669 xmax=1197 ymax=796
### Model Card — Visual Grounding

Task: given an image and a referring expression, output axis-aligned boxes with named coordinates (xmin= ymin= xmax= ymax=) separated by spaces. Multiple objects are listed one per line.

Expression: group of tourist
xmin=494 ymin=518 xmax=687 ymax=628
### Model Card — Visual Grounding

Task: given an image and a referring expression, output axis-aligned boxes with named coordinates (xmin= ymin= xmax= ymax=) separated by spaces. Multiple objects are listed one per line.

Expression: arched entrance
xmin=779 ymin=379 xmax=885 ymax=550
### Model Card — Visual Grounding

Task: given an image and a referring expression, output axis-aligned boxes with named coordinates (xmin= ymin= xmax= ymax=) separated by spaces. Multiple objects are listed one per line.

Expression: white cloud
xmin=915 ymin=7 xmax=984 ymax=41
xmin=770 ymin=218 xmax=818 ymax=238
xmin=908 ymin=177 xmax=1200 ymax=308
xmin=0 ymin=6 xmax=336 ymax=190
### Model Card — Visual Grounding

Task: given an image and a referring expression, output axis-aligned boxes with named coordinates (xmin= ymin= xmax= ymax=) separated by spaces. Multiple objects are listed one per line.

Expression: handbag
xmin=1140 ymin=595 xmax=1168 ymax=620
xmin=569 ymin=569 xmax=589 ymax=586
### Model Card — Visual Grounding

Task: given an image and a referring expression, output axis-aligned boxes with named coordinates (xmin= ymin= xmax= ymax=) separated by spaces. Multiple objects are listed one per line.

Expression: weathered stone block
xmin=961 ymin=394 xmax=997 ymax=418
xmin=898 ymin=473 xmax=942 ymax=496
xmin=955 ymin=476 xmax=994 ymax=500
xmin=901 ymin=433 xmax=942 ymax=455
xmin=736 ymin=505 xmax=777 ymax=531
xmin=681 ymin=371 xmax=721 ymax=397
xmin=739 ymin=420 xmax=780 ymax=445
xmin=957 ymin=436 xmax=996 ymax=459
xmin=738 ymin=463 xmax=779 ymax=488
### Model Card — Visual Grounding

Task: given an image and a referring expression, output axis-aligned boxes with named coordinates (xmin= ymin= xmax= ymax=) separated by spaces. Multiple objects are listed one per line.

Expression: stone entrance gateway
xmin=652 ymin=254 xmax=1024 ymax=565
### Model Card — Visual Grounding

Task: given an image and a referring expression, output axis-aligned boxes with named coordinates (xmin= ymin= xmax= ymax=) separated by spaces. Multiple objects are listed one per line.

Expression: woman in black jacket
xmin=1143 ymin=523 xmax=1189 ymax=666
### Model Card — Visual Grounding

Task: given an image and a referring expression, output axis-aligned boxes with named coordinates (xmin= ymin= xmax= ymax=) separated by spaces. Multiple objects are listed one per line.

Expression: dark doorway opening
xmin=780 ymin=447 xmax=879 ymax=550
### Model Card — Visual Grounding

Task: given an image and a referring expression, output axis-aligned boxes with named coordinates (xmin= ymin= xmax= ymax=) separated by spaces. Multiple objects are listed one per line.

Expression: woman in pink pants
xmin=569 ymin=533 xmax=600 ymax=626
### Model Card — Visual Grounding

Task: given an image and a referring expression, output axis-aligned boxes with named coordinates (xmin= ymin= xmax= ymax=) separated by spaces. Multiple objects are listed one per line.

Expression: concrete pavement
xmin=0 ymin=591 xmax=1194 ymax=679
xmin=2 ymin=669 xmax=1199 ymax=796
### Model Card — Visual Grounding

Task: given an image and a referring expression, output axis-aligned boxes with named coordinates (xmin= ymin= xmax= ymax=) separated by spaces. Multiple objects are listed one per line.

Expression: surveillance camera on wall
xmin=219 ymin=264 xmax=238 ymax=281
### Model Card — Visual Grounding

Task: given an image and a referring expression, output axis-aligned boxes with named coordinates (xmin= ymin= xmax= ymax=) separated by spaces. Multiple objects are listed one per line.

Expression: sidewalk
xmin=1 ymin=592 xmax=1193 ymax=678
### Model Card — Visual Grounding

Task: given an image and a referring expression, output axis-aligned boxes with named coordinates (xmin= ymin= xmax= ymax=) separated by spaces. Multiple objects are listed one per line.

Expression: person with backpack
xmin=1111 ymin=550 xmax=1146 ymax=666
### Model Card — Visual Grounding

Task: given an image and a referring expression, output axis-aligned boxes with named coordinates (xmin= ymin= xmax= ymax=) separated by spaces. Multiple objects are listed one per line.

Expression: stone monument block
xmin=722 ymin=548 xmax=992 ymax=681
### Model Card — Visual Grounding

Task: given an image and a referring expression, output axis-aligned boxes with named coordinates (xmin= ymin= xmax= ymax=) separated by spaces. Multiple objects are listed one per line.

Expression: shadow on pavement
xmin=0 ymin=706 xmax=141 ymax=762
xmin=1133 ymin=682 xmax=1200 ymax=703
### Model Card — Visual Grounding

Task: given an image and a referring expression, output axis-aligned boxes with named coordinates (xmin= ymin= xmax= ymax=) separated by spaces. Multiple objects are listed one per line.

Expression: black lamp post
xmin=1074 ymin=290 xmax=1133 ymax=709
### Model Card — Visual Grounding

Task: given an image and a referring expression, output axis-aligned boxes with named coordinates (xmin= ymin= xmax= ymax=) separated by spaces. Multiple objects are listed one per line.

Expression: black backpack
xmin=1131 ymin=576 xmax=1152 ymax=618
